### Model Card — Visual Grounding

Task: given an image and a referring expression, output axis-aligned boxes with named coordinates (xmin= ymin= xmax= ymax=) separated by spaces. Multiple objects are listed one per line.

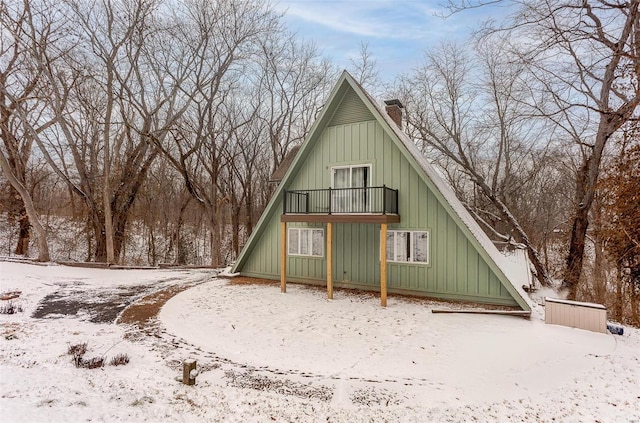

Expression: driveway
xmin=32 ymin=272 xmax=211 ymax=324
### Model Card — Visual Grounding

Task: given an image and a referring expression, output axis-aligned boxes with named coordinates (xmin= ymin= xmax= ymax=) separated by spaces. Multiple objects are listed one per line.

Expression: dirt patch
xmin=1 ymin=291 xmax=22 ymax=301
xmin=228 ymin=276 xmax=279 ymax=286
xmin=228 ymin=276 xmax=518 ymax=311
xmin=31 ymin=274 xmax=207 ymax=324
xmin=117 ymin=282 xmax=201 ymax=331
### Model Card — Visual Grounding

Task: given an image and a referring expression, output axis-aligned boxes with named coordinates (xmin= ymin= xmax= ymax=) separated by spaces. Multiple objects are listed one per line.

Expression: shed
xmin=545 ymin=298 xmax=607 ymax=333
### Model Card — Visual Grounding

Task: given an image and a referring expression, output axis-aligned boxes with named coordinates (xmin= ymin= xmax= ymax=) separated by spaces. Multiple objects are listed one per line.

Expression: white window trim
xmin=288 ymin=227 xmax=324 ymax=258
xmin=330 ymin=164 xmax=372 ymax=214
xmin=330 ymin=164 xmax=372 ymax=188
xmin=385 ymin=230 xmax=430 ymax=265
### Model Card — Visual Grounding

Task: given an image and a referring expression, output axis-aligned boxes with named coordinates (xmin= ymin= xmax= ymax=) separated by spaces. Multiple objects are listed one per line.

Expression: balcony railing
xmin=283 ymin=186 xmax=398 ymax=215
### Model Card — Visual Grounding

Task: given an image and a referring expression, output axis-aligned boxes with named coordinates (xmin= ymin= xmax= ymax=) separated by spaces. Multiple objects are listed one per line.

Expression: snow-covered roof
xmin=545 ymin=297 xmax=606 ymax=310
xmin=356 ymin=75 xmax=534 ymax=312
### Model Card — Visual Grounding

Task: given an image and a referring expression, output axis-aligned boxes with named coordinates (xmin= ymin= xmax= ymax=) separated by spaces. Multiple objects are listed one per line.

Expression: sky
xmin=274 ymin=0 xmax=514 ymax=83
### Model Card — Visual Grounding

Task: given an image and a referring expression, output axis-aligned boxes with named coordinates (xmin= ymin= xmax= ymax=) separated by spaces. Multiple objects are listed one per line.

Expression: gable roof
xmin=232 ymin=70 xmax=533 ymax=312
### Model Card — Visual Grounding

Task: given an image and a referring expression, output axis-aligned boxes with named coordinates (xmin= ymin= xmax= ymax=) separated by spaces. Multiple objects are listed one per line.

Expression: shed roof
xmin=269 ymin=146 xmax=300 ymax=184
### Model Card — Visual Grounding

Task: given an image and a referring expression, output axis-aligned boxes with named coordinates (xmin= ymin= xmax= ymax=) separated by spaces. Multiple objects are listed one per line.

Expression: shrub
xmin=0 ymin=301 xmax=23 ymax=314
xmin=67 ymin=341 xmax=125 ymax=369
xmin=109 ymin=353 xmax=130 ymax=366
xmin=78 ymin=356 xmax=105 ymax=369
xmin=67 ymin=343 xmax=88 ymax=357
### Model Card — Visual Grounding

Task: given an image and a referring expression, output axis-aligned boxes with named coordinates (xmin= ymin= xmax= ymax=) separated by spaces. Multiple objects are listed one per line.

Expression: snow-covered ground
xmin=1 ymin=261 xmax=639 ymax=422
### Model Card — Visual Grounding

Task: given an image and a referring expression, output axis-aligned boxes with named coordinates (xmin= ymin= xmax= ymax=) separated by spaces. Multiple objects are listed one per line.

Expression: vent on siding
xmin=328 ymin=87 xmax=375 ymax=126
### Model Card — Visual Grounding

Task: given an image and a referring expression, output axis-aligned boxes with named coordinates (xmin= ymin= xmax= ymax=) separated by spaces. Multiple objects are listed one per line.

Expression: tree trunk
xmin=0 ymin=151 xmax=49 ymax=261
xmin=230 ymin=191 xmax=240 ymax=258
xmin=113 ymin=208 xmax=128 ymax=263
xmin=85 ymin=215 xmax=93 ymax=262
xmin=564 ymin=213 xmax=589 ymax=300
xmin=245 ymin=183 xmax=254 ymax=237
xmin=563 ymin=152 xmax=597 ymax=299
xmin=211 ymin=216 xmax=221 ymax=268
xmin=14 ymin=207 xmax=30 ymax=256
xmin=91 ymin=199 xmax=137 ymax=263
xmin=592 ymin=198 xmax=606 ymax=304
xmin=93 ymin=220 xmax=107 ymax=263
xmin=615 ymin=262 xmax=624 ymax=322
xmin=175 ymin=201 xmax=188 ymax=264
xmin=148 ymin=228 xmax=156 ymax=266
xmin=103 ymin=182 xmax=115 ymax=263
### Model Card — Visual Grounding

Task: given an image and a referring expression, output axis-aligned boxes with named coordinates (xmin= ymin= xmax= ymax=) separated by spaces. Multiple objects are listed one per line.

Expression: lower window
xmin=386 ymin=230 xmax=429 ymax=264
xmin=288 ymin=228 xmax=324 ymax=257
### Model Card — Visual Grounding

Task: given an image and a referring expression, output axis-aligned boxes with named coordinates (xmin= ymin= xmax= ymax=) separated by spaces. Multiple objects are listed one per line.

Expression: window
xmin=385 ymin=231 xmax=429 ymax=264
xmin=331 ymin=164 xmax=371 ymax=213
xmin=288 ymin=228 xmax=324 ymax=257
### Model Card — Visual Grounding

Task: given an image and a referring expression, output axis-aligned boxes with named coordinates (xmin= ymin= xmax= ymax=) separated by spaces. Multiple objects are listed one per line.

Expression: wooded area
xmin=1 ymin=0 xmax=638 ymax=325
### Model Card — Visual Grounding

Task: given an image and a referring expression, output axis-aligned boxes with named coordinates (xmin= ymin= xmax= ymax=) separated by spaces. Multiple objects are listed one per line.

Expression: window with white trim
xmin=331 ymin=164 xmax=371 ymax=213
xmin=385 ymin=230 xmax=429 ymax=264
xmin=288 ymin=228 xmax=324 ymax=257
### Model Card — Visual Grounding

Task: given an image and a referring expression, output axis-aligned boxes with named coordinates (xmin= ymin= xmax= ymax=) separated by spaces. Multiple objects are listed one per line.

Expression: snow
xmin=2 ymin=261 xmax=640 ymax=422
xmin=501 ymin=247 xmax=533 ymax=288
xmin=545 ymin=297 xmax=606 ymax=309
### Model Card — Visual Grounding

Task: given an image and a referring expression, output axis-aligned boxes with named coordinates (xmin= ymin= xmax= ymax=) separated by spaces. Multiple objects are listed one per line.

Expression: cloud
xmin=275 ymin=0 xmax=446 ymax=40
xmin=273 ymin=1 xmax=514 ymax=82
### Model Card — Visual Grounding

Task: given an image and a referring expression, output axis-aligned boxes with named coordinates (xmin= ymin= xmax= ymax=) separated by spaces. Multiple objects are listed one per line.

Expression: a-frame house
xmin=231 ymin=71 xmax=532 ymax=313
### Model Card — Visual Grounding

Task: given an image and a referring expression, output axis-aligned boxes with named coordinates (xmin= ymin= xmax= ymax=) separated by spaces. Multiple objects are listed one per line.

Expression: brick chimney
xmin=384 ymin=99 xmax=404 ymax=129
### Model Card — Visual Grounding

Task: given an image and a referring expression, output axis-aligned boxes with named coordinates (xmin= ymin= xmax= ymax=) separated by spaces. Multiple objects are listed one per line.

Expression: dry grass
xmin=109 ymin=353 xmax=130 ymax=366
xmin=226 ymin=276 xmax=518 ymax=311
xmin=76 ymin=356 xmax=105 ymax=369
xmin=228 ymin=276 xmax=279 ymax=286
xmin=67 ymin=342 xmax=88 ymax=357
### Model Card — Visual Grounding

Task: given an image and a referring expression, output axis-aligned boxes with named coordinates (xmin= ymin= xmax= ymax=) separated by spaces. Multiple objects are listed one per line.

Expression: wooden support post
xmin=380 ymin=223 xmax=387 ymax=307
xmin=327 ymin=222 xmax=333 ymax=299
xmin=183 ymin=359 xmax=196 ymax=385
xmin=280 ymin=221 xmax=287 ymax=293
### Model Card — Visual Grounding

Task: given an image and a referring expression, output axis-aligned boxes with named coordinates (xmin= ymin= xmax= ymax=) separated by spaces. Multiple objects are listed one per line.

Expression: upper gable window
xmin=331 ymin=164 xmax=371 ymax=213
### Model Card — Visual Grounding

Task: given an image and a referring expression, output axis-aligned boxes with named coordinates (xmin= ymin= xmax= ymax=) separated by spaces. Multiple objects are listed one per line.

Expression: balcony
xmin=282 ymin=186 xmax=400 ymax=223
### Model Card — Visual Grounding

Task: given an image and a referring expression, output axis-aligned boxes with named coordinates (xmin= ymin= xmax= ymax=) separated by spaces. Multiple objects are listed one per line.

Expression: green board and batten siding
xmin=237 ymin=85 xmax=517 ymax=306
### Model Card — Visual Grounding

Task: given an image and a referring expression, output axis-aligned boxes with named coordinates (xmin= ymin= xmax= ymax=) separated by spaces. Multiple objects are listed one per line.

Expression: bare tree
xmin=14 ymin=0 xmax=191 ymax=263
xmin=32 ymin=0 xmax=161 ymax=263
xmin=398 ymin=40 xmax=555 ymax=287
xmin=258 ymin=34 xmax=336 ymax=173
xmin=217 ymin=94 xmax=267 ymax=256
xmin=449 ymin=0 xmax=640 ymax=299
xmin=149 ymin=0 xmax=282 ymax=267
xmin=597 ymin=126 xmax=640 ymax=324
xmin=0 ymin=0 xmax=56 ymax=261
xmin=0 ymin=149 xmax=50 ymax=261
xmin=348 ymin=41 xmax=381 ymax=94
xmin=0 ymin=0 xmax=368 ymax=268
